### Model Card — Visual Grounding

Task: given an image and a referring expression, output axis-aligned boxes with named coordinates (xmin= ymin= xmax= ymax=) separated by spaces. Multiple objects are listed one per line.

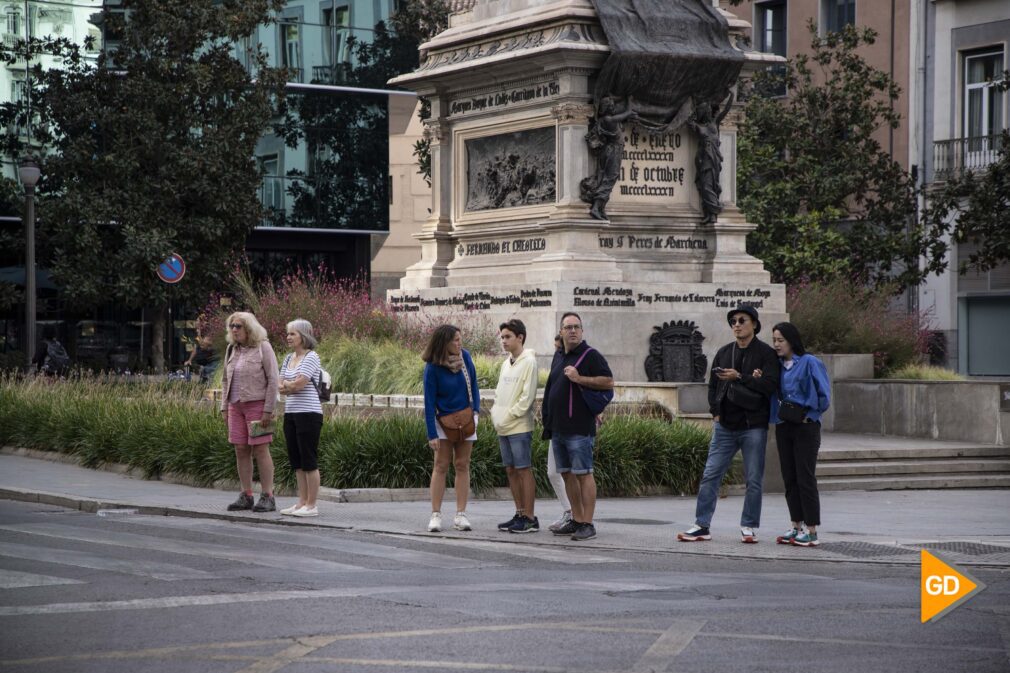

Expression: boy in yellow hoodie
xmin=491 ymin=319 xmax=540 ymax=533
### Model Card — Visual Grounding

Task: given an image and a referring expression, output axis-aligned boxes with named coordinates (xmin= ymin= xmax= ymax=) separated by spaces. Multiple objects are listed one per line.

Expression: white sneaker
xmin=292 ymin=506 xmax=318 ymax=517
xmin=741 ymin=527 xmax=758 ymax=544
xmin=427 ymin=512 xmax=442 ymax=532
xmin=280 ymin=504 xmax=303 ymax=515
xmin=453 ymin=512 xmax=472 ymax=531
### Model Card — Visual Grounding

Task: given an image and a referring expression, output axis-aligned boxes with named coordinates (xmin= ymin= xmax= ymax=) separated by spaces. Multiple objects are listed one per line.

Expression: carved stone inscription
xmin=573 ymin=286 xmax=772 ymax=309
xmin=389 ymin=289 xmax=554 ymax=313
xmin=465 ymin=127 xmax=557 ymax=211
xmin=451 ymin=81 xmax=560 ymax=116
xmin=610 ymin=128 xmax=692 ymax=204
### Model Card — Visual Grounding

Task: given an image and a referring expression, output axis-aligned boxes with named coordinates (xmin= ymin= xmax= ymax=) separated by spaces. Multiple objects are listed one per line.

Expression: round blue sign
xmin=157 ymin=253 xmax=186 ymax=284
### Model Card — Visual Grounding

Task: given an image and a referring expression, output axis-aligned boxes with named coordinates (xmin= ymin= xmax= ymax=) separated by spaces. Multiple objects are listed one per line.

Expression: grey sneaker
xmin=571 ymin=522 xmax=597 ymax=541
xmin=252 ymin=493 xmax=276 ymax=512
xmin=552 ymin=519 xmax=579 ymax=536
xmin=548 ymin=510 xmax=573 ymax=533
xmin=227 ymin=492 xmax=254 ymax=511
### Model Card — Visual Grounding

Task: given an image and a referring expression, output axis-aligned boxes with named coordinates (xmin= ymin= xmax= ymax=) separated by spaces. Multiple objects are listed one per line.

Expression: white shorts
xmin=435 ymin=413 xmax=478 ymax=442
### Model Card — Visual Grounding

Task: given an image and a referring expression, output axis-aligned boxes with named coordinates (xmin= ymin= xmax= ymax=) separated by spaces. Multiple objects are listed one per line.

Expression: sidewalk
xmin=1 ymin=451 xmax=1008 ymax=568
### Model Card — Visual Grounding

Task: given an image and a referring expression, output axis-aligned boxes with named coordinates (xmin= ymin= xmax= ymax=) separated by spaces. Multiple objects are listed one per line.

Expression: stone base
xmin=389 ymin=279 xmax=786 ymax=381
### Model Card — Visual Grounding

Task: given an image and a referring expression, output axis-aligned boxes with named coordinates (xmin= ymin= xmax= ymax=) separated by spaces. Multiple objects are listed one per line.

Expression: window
xmin=10 ymin=78 xmax=24 ymax=102
xmin=5 ymin=7 xmax=20 ymax=36
xmin=280 ymin=22 xmax=302 ymax=82
xmin=756 ymin=1 xmax=786 ymax=96
xmin=236 ymin=35 xmax=252 ymax=74
xmin=322 ymin=6 xmax=349 ymax=66
xmin=260 ymin=156 xmax=284 ymax=213
xmin=822 ymin=0 xmax=855 ymax=34
xmin=964 ymin=49 xmax=1005 ymax=140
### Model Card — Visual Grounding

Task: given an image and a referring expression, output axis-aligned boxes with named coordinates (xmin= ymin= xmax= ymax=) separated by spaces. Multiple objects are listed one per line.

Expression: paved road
xmin=1 ymin=500 xmax=1007 ymax=673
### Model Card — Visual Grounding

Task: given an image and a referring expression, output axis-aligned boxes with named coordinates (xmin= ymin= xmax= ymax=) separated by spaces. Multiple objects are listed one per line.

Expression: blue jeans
xmin=552 ymin=434 xmax=594 ymax=475
xmin=694 ymin=422 xmax=768 ymax=528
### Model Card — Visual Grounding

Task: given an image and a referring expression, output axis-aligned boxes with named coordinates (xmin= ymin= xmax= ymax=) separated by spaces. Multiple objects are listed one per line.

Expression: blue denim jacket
xmin=770 ymin=353 xmax=831 ymax=424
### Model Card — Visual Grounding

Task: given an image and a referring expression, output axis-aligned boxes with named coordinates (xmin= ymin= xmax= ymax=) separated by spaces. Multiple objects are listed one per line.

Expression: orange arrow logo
xmin=920 ymin=550 xmax=986 ymax=623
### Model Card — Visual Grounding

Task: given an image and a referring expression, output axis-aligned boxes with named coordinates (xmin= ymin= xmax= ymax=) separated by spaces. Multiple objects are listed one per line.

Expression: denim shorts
xmin=498 ymin=432 xmax=533 ymax=469
xmin=552 ymin=433 xmax=594 ymax=475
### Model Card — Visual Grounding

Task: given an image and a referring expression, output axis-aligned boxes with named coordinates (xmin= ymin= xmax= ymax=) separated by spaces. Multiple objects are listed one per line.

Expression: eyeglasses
xmin=228 ymin=323 xmax=244 ymax=330
xmin=730 ymin=317 xmax=750 ymax=326
xmin=561 ymin=324 xmax=582 ymax=332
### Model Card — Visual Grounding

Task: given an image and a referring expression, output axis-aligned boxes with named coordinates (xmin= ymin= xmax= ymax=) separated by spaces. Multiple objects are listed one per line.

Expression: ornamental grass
xmin=0 ymin=374 xmax=712 ymax=496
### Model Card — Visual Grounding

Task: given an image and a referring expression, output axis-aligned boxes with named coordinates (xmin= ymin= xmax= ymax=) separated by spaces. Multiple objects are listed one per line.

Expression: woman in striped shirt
xmin=278 ymin=319 xmax=324 ymax=518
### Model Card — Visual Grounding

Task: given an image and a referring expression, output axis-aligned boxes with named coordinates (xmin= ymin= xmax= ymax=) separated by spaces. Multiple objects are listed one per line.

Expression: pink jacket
xmin=220 ymin=340 xmax=279 ymax=414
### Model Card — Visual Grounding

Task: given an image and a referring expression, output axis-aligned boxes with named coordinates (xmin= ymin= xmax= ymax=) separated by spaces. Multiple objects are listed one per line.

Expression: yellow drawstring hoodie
xmin=490 ymin=348 xmax=538 ymax=436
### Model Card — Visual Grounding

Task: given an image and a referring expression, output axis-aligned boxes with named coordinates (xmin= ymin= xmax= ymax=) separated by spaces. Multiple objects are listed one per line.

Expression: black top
xmin=191 ymin=345 xmax=216 ymax=367
xmin=542 ymin=341 xmax=613 ymax=438
xmin=708 ymin=337 xmax=780 ymax=429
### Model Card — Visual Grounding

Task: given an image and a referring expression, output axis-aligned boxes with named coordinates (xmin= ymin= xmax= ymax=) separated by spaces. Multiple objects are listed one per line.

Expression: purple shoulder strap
xmin=569 ymin=347 xmax=595 ymax=418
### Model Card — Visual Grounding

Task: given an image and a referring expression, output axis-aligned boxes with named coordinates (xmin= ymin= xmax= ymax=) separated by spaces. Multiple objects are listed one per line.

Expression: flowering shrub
xmin=787 ymin=279 xmax=931 ymax=375
xmin=197 ymin=266 xmax=504 ymax=359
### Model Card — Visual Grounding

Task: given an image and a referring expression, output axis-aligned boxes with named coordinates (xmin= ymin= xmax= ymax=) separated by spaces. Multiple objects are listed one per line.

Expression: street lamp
xmin=18 ymin=157 xmax=40 ymax=370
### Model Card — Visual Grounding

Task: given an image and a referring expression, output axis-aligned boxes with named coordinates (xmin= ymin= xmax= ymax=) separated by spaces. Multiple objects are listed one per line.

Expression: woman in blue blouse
xmin=421 ymin=324 xmax=481 ymax=533
xmin=769 ymin=322 xmax=831 ymax=547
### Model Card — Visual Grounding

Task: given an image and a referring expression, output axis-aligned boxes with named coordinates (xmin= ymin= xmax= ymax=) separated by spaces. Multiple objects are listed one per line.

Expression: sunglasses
xmin=730 ymin=317 xmax=750 ymax=326
xmin=228 ymin=323 xmax=244 ymax=330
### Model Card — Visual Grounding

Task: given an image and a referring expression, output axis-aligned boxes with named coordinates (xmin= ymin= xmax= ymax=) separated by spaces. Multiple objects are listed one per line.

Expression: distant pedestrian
xmin=541 ymin=312 xmax=614 ymax=541
xmin=492 ymin=319 xmax=540 ymax=534
xmin=678 ymin=306 xmax=779 ymax=544
xmin=546 ymin=333 xmax=573 ymax=532
xmin=767 ymin=322 xmax=830 ymax=547
xmin=422 ymin=324 xmax=481 ymax=533
xmin=184 ymin=332 xmax=217 ymax=383
xmin=220 ymin=312 xmax=279 ymax=514
xmin=34 ymin=329 xmax=70 ymax=377
xmin=278 ymin=319 xmax=324 ymax=518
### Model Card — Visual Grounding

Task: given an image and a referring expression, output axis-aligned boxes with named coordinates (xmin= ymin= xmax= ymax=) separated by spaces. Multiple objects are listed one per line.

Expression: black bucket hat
xmin=727 ymin=306 xmax=761 ymax=334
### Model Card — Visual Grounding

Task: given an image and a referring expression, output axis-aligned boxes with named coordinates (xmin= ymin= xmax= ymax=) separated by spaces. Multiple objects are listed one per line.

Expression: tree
xmin=738 ymin=23 xmax=922 ymax=290
xmin=0 ymin=0 xmax=287 ymax=370
xmin=921 ymin=71 xmax=1010 ymax=276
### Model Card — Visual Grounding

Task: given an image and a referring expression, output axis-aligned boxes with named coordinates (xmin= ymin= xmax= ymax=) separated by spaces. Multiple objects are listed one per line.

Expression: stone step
xmin=819 ymin=444 xmax=1010 ymax=461
xmin=817 ymin=473 xmax=1010 ymax=491
xmin=817 ymin=458 xmax=1010 ymax=478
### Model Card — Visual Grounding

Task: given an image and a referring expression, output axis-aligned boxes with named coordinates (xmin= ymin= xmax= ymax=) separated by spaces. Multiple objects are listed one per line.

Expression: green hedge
xmin=0 ymin=376 xmax=713 ymax=496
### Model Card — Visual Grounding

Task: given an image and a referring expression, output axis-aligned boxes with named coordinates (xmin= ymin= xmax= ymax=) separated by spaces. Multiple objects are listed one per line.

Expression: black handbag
xmin=778 ymin=400 xmax=808 ymax=424
xmin=727 ymin=381 xmax=765 ymax=411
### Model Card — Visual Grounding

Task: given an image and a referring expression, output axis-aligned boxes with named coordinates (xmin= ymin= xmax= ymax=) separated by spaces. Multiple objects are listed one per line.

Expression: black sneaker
xmin=571 ymin=522 xmax=597 ymax=541
xmin=498 ymin=512 xmax=521 ymax=531
xmin=252 ymin=493 xmax=276 ymax=512
xmin=509 ymin=516 xmax=540 ymax=534
xmin=227 ymin=492 xmax=254 ymax=511
xmin=552 ymin=519 xmax=579 ymax=536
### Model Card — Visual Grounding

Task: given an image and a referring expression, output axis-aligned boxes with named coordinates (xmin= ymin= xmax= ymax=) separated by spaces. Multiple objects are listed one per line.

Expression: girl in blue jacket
xmin=421 ymin=324 xmax=480 ymax=534
xmin=769 ymin=322 xmax=831 ymax=547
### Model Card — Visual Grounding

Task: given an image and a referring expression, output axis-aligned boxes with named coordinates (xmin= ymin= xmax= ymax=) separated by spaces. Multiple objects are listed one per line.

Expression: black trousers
xmin=284 ymin=412 xmax=323 ymax=472
xmin=776 ymin=421 xmax=821 ymax=526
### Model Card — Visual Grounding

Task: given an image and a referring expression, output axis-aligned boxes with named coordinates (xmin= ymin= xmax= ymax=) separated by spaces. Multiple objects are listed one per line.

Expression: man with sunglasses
xmin=541 ymin=312 xmax=614 ymax=541
xmin=678 ymin=306 xmax=779 ymax=544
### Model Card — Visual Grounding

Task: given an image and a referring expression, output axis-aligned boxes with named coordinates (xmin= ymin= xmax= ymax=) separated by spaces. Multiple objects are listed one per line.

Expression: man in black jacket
xmin=678 ymin=306 xmax=780 ymax=544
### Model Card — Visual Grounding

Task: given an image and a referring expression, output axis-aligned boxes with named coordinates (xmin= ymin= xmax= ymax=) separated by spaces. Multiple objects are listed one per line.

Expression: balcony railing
xmin=311 ymin=64 xmax=348 ymax=85
xmin=933 ymin=134 xmax=1006 ymax=180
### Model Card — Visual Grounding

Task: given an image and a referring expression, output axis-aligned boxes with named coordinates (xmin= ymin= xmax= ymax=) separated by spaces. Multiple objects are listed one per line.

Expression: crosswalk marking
xmin=0 ymin=523 xmax=369 ymax=575
xmin=0 ymin=568 xmax=84 ymax=590
xmin=116 ymin=515 xmax=494 ymax=569
xmin=0 ymin=541 xmax=217 ymax=581
xmin=381 ymin=534 xmax=628 ymax=565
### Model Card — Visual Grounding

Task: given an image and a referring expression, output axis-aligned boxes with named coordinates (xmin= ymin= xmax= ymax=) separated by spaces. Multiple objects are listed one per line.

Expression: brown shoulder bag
xmin=436 ymin=364 xmax=476 ymax=443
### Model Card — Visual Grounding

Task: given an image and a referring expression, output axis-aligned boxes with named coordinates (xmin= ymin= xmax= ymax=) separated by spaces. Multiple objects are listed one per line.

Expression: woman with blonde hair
xmin=278 ymin=319 xmax=324 ymax=517
xmin=220 ymin=312 xmax=280 ymax=513
xmin=422 ymin=324 xmax=480 ymax=533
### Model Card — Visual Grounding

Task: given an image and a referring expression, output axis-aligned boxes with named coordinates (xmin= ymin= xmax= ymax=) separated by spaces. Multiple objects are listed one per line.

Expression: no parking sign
xmin=157 ymin=253 xmax=186 ymax=284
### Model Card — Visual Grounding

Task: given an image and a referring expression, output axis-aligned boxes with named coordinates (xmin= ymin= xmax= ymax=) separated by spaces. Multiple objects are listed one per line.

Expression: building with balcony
xmin=915 ymin=0 xmax=1009 ymax=376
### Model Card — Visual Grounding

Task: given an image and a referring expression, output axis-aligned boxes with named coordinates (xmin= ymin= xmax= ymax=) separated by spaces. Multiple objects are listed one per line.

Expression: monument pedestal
xmin=388 ymin=0 xmax=786 ymax=381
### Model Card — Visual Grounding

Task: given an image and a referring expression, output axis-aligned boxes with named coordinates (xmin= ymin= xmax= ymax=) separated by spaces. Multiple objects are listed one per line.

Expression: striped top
xmin=280 ymin=351 xmax=323 ymax=414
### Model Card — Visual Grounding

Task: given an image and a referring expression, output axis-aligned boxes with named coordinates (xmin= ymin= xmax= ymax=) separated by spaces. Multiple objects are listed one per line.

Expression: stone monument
xmin=388 ymin=0 xmax=787 ymax=381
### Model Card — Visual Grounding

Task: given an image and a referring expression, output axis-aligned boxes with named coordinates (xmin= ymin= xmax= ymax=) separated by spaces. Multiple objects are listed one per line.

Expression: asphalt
xmin=1 ymin=449 xmax=1009 ymax=568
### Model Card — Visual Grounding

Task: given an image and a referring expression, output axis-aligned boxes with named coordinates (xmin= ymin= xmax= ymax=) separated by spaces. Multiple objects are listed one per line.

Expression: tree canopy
xmin=738 ymin=23 xmax=922 ymax=290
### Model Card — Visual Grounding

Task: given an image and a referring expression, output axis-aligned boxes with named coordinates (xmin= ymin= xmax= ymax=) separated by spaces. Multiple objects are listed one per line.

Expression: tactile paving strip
xmin=817 ymin=541 xmax=920 ymax=558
